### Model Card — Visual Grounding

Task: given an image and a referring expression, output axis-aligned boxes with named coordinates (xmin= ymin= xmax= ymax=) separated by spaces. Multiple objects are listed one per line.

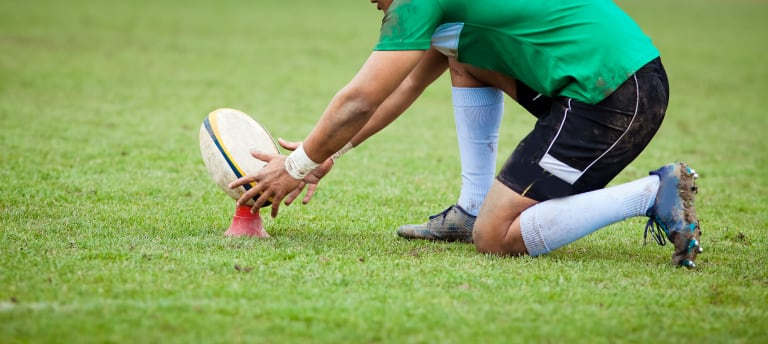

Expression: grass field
xmin=1 ymin=0 xmax=767 ymax=343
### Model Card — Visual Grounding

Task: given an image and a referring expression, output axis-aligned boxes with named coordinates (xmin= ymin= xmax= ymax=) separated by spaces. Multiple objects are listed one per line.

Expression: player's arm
xmin=301 ymin=50 xmax=425 ymax=161
xmin=349 ymin=47 xmax=448 ymax=146
xmin=277 ymin=48 xmax=447 ymax=206
xmin=230 ymin=49 xmax=426 ymax=217
xmin=278 ymin=48 xmax=446 ymax=155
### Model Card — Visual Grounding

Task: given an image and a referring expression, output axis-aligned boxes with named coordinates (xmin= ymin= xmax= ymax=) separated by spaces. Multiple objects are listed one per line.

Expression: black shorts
xmin=497 ymin=58 xmax=669 ymax=202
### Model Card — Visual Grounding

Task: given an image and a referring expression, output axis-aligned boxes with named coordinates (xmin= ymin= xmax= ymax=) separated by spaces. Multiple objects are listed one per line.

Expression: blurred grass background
xmin=1 ymin=0 xmax=766 ymax=342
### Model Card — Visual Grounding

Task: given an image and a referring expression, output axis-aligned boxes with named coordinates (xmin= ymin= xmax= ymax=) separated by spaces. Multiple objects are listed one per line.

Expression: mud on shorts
xmin=497 ymin=57 xmax=669 ymax=202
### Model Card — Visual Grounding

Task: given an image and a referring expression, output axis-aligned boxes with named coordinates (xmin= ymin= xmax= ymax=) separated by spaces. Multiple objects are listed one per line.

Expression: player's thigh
xmin=497 ymin=69 xmax=667 ymax=201
xmin=447 ymin=59 xmax=551 ymax=118
xmin=447 ymin=58 xmax=518 ymax=97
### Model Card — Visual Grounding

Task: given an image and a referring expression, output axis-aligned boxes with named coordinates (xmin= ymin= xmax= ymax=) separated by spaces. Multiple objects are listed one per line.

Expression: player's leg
xmin=397 ymin=22 xmax=553 ymax=242
xmin=452 ymin=86 xmax=503 ymax=216
xmin=396 ymin=59 xmax=514 ymax=242
xmin=472 ymin=181 xmax=537 ymax=255
xmin=479 ymin=162 xmax=700 ymax=268
xmin=473 ymin=74 xmax=665 ymax=254
xmin=474 ymin=173 xmax=664 ymax=255
xmin=474 ymin=58 xmax=699 ymax=266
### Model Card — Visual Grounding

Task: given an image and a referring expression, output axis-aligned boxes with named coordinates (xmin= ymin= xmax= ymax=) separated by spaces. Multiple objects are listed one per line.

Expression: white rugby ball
xmin=199 ymin=108 xmax=280 ymax=207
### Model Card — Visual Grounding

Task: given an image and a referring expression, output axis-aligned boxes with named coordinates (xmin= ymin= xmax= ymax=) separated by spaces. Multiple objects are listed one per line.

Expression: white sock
xmin=520 ymin=175 xmax=660 ymax=256
xmin=453 ymin=87 xmax=504 ymax=216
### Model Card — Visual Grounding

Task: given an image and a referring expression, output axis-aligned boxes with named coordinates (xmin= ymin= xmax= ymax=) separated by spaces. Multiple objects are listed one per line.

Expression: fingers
xmin=248 ymin=186 xmax=286 ymax=218
xmin=230 ymin=176 xmax=262 ymax=208
xmin=229 ymin=173 xmax=257 ymax=190
xmin=251 ymin=190 xmax=273 ymax=214
xmin=270 ymin=200 xmax=282 ymax=218
xmin=283 ymin=182 xmax=306 ymax=206
xmin=237 ymin=183 xmax=265 ymax=208
xmin=227 ymin=152 xmax=300 ymax=218
xmin=302 ymin=184 xmax=317 ymax=204
xmin=277 ymin=138 xmax=301 ymax=151
xmin=231 ymin=175 xmax=270 ymax=208
xmin=250 ymin=149 xmax=279 ymax=162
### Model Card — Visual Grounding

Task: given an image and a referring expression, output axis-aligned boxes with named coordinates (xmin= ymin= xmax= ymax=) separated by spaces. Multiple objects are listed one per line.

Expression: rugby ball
xmin=199 ymin=108 xmax=280 ymax=207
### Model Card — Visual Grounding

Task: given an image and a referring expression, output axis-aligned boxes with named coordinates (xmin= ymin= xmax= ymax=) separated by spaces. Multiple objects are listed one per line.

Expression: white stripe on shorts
xmin=538 ymin=74 xmax=641 ymax=185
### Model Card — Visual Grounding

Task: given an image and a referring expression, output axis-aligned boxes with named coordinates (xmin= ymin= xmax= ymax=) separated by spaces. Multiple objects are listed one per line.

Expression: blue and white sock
xmin=453 ymin=87 xmax=504 ymax=216
xmin=520 ymin=175 xmax=660 ymax=256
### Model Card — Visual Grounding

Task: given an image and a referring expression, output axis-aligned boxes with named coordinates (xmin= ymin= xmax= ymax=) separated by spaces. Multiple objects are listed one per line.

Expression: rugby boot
xmin=644 ymin=162 xmax=702 ymax=268
xmin=397 ymin=205 xmax=475 ymax=243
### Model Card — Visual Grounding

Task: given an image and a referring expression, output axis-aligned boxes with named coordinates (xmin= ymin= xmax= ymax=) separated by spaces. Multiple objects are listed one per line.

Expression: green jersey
xmin=374 ymin=0 xmax=660 ymax=104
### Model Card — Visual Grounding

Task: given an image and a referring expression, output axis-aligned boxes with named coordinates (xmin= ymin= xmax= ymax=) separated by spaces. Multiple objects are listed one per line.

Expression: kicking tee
xmin=374 ymin=0 xmax=660 ymax=104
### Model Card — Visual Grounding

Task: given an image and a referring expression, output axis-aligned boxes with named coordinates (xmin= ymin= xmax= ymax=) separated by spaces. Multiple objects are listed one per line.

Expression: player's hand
xmin=277 ymin=138 xmax=334 ymax=206
xmin=228 ymin=150 xmax=301 ymax=218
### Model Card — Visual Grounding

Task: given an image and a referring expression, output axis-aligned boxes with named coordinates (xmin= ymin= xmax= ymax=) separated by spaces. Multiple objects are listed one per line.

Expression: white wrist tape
xmin=285 ymin=145 xmax=320 ymax=180
xmin=330 ymin=142 xmax=354 ymax=163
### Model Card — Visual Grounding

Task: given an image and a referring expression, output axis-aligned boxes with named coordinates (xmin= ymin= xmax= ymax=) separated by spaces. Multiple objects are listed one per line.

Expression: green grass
xmin=1 ymin=0 xmax=767 ymax=342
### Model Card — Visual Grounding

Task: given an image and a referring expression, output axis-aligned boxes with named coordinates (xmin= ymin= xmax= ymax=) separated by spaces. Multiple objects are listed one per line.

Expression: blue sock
xmin=452 ymin=87 xmax=504 ymax=216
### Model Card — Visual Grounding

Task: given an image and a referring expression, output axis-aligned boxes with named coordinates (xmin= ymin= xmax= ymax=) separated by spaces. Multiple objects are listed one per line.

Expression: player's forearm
xmin=351 ymin=48 xmax=448 ymax=147
xmin=296 ymin=50 xmax=426 ymax=165
xmin=349 ymin=79 xmax=424 ymax=147
xmin=303 ymin=90 xmax=378 ymax=163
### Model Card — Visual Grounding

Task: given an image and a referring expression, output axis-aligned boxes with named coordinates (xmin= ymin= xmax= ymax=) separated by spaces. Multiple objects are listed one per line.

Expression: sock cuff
xmin=520 ymin=208 xmax=550 ymax=257
xmin=623 ymin=175 xmax=660 ymax=218
xmin=457 ymin=177 xmax=491 ymax=216
xmin=623 ymin=192 xmax=652 ymax=219
xmin=452 ymin=87 xmax=503 ymax=107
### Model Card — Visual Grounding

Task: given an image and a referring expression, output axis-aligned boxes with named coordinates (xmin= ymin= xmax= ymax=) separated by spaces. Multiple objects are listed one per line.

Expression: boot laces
xmin=644 ymin=217 xmax=667 ymax=246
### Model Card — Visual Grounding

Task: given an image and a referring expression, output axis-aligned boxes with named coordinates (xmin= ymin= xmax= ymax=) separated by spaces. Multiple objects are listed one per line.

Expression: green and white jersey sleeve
xmin=374 ymin=0 xmax=660 ymax=104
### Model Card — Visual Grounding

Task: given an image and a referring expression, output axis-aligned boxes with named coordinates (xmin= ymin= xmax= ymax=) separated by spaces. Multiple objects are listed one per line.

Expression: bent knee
xmin=472 ymin=224 xmax=528 ymax=256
